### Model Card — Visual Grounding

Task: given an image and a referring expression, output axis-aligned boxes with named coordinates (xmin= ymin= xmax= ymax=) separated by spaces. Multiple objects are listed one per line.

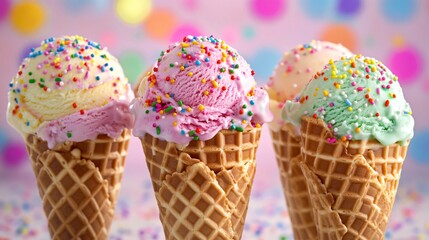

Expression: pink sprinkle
xmin=365 ymin=67 xmax=370 ymax=73
xmin=327 ymin=124 xmax=332 ymax=128
xmin=357 ymin=87 xmax=363 ymax=91
xmin=152 ymin=123 xmax=156 ymax=127
xmin=376 ymin=88 xmax=380 ymax=95
xmin=155 ymin=116 xmax=160 ymax=120
xmin=84 ymin=71 xmax=89 ymax=80
xmin=67 ymin=64 xmax=72 ymax=71
xmin=351 ymin=81 xmax=356 ymax=86
xmin=306 ymin=68 xmax=311 ymax=73
xmin=329 ymin=102 xmax=335 ymax=107
xmin=65 ymin=56 xmax=70 ymax=61
xmin=42 ymin=70 xmax=47 ymax=75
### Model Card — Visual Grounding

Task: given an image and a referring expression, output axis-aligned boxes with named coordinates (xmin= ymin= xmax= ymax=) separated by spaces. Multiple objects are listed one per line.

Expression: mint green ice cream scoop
xmin=283 ymin=55 xmax=414 ymax=146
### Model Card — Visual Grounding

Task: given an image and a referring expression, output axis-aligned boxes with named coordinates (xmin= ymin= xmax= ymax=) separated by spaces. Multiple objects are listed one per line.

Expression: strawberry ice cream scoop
xmin=132 ymin=35 xmax=272 ymax=145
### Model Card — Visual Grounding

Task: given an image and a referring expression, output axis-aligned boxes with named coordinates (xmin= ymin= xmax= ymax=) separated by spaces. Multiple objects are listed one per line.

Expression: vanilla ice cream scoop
xmin=7 ymin=35 xmax=134 ymax=148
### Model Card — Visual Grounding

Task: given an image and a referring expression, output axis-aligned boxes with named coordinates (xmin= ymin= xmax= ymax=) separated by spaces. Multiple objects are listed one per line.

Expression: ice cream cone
xmin=141 ymin=127 xmax=261 ymax=240
xmin=270 ymin=123 xmax=317 ymax=239
xmin=25 ymin=129 xmax=131 ymax=239
xmin=299 ymin=116 xmax=409 ymax=239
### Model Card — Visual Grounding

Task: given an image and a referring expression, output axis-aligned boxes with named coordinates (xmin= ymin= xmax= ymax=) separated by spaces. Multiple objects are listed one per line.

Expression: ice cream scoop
xmin=7 ymin=35 xmax=134 ymax=148
xmin=283 ymin=55 xmax=414 ymax=145
xmin=266 ymin=41 xmax=352 ymax=131
xmin=132 ymin=35 xmax=272 ymax=145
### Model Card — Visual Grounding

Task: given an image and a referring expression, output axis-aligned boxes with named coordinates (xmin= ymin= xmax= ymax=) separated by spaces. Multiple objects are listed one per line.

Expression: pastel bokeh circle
xmin=0 ymin=0 xmax=10 ymax=21
xmin=388 ymin=46 xmax=423 ymax=84
xmin=337 ymin=0 xmax=361 ymax=17
xmin=2 ymin=141 xmax=27 ymax=168
xmin=10 ymin=1 xmax=45 ymax=34
xmin=381 ymin=0 xmax=417 ymax=22
xmin=116 ymin=0 xmax=152 ymax=24
xmin=409 ymin=130 xmax=429 ymax=164
xmin=320 ymin=24 xmax=357 ymax=51
xmin=250 ymin=0 xmax=285 ymax=20
xmin=300 ymin=0 xmax=331 ymax=18
xmin=119 ymin=52 xmax=145 ymax=84
xmin=144 ymin=8 xmax=177 ymax=40
xmin=248 ymin=48 xmax=282 ymax=84
xmin=170 ymin=24 xmax=202 ymax=42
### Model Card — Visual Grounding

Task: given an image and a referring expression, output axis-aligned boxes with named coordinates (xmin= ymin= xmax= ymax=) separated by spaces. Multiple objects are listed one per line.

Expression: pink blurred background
xmin=1 ymin=0 xmax=428 ymax=186
xmin=0 ymin=0 xmax=428 ymax=239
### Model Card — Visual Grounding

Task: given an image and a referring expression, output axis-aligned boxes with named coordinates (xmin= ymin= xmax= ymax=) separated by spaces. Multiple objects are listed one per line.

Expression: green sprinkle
xmin=234 ymin=64 xmax=239 ymax=69
xmin=193 ymin=136 xmax=199 ymax=141
xmin=169 ymin=63 xmax=174 ymax=67
xmin=229 ymin=125 xmax=236 ymax=130
xmin=67 ymin=132 xmax=72 ymax=138
xmin=189 ymin=130 xmax=195 ymax=136
xmin=55 ymin=77 xmax=62 ymax=82
xmin=151 ymin=102 xmax=156 ymax=107
xmin=28 ymin=72 xmax=32 ymax=76
xmin=156 ymin=126 xmax=161 ymax=135
xmin=29 ymin=79 xmax=36 ymax=84
xmin=165 ymin=106 xmax=174 ymax=113
xmin=40 ymin=78 xmax=45 ymax=82
xmin=178 ymin=100 xmax=183 ymax=107
xmin=247 ymin=111 xmax=253 ymax=116
xmin=39 ymin=84 xmax=45 ymax=88
xmin=220 ymin=68 xmax=226 ymax=72
xmin=242 ymin=104 xmax=247 ymax=109
xmin=236 ymin=126 xmax=244 ymax=132
xmin=145 ymin=110 xmax=150 ymax=114
xmin=229 ymin=69 xmax=234 ymax=74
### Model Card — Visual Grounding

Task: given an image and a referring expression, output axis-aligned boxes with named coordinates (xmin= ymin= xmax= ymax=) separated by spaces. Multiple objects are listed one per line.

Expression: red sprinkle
xmin=80 ymin=109 xmax=85 ymax=115
xmin=385 ymin=100 xmax=390 ymax=107
xmin=375 ymin=112 xmax=380 ymax=117
xmin=221 ymin=86 xmax=226 ymax=91
xmin=312 ymin=113 xmax=317 ymax=118
xmin=251 ymin=70 xmax=255 ymax=76
xmin=230 ymin=76 xmax=235 ymax=80
xmin=153 ymin=67 xmax=158 ymax=72
xmin=72 ymin=103 xmax=77 ymax=108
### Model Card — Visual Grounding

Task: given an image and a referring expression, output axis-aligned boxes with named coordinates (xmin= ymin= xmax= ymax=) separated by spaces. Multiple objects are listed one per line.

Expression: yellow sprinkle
xmin=348 ymin=107 xmax=353 ymax=111
xmin=173 ymin=113 xmax=177 ymax=117
xmin=170 ymin=79 xmax=176 ymax=84
xmin=393 ymin=76 xmax=398 ymax=81
xmin=329 ymin=59 xmax=334 ymax=64
xmin=367 ymin=88 xmax=371 ymax=92
xmin=201 ymin=78 xmax=206 ymax=83
xmin=356 ymin=54 xmax=362 ymax=58
xmin=201 ymin=49 xmax=206 ymax=54
xmin=315 ymin=88 xmax=319 ymax=91
xmin=180 ymin=66 xmax=185 ymax=71
xmin=409 ymin=111 xmax=413 ymax=115
xmin=255 ymin=123 xmax=261 ymax=128
xmin=198 ymin=104 xmax=205 ymax=111
xmin=177 ymin=52 xmax=181 ymax=56
xmin=200 ymin=44 xmax=205 ymax=48
xmin=165 ymin=94 xmax=170 ymax=98
xmin=159 ymin=110 xmax=164 ymax=115
xmin=222 ymin=52 xmax=227 ymax=57
xmin=335 ymin=84 xmax=341 ymax=89
xmin=355 ymin=127 xmax=361 ymax=133
xmin=371 ymin=66 xmax=376 ymax=72
xmin=340 ymin=56 xmax=345 ymax=60
xmin=192 ymin=41 xmax=199 ymax=45
xmin=221 ymin=57 xmax=226 ymax=62
xmin=157 ymin=99 xmax=161 ymax=103
xmin=343 ymin=61 xmax=348 ymax=66
xmin=313 ymin=93 xmax=317 ymax=97
xmin=187 ymin=72 xmax=193 ymax=77
xmin=173 ymin=122 xmax=177 ymax=126
xmin=323 ymin=90 xmax=329 ymax=97
xmin=18 ymin=113 xmax=23 ymax=119
xmin=187 ymin=107 xmax=192 ymax=112
xmin=204 ymin=90 xmax=209 ymax=96
xmin=348 ymin=69 xmax=353 ymax=74
xmin=232 ymin=57 xmax=236 ymax=61
xmin=181 ymin=42 xmax=190 ymax=47
xmin=242 ymin=120 xmax=247 ymax=124
xmin=355 ymin=70 xmax=360 ymax=74
xmin=211 ymin=80 xmax=219 ymax=88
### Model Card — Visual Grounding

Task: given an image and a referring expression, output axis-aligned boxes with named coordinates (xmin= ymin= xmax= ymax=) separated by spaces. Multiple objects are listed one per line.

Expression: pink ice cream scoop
xmin=132 ymin=35 xmax=272 ymax=145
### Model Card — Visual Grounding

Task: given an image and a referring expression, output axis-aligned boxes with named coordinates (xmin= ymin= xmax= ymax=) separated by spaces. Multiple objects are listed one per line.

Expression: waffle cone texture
xmin=270 ymin=122 xmax=318 ymax=239
xmin=299 ymin=116 xmax=409 ymax=239
xmin=141 ymin=127 xmax=261 ymax=240
xmin=25 ymin=129 xmax=131 ymax=240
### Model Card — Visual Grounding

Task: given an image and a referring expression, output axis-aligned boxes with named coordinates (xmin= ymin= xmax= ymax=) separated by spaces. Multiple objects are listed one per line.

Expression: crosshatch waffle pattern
xmin=142 ymin=127 xmax=261 ymax=239
xmin=33 ymin=150 xmax=112 ymax=239
xmin=24 ymin=130 xmax=131 ymax=239
xmin=299 ymin=116 xmax=409 ymax=239
xmin=270 ymin=123 xmax=317 ymax=239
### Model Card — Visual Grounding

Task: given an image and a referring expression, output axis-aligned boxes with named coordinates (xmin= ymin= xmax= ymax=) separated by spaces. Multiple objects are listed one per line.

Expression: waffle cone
xmin=141 ymin=127 xmax=261 ymax=239
xmin=299 ymin=116 xmax=409 ymax=239
xmin=270 ymin=123 xmax=317 ymax=239
xmin=25 ymin=130 xmax=131 ymax=239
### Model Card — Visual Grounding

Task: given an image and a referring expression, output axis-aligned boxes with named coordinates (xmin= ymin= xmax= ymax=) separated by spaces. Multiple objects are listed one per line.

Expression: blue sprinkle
xmin=9 ymin=83 xmax=13 ymax=88
xmin=195 ymin=60 xmax=201 ymax=66
xmin=90 ymin=54 xmax=95 ymax=58
xmin=170 ymin=94 xmax=174 ymax=97
xmin=184 ymin=63 xmax=189 ymax=68
xmin=101 ymin=66 xmax=105 ymax=72
xmin=96 ymin=76 xmax=100 ymax=81
xmin=217 ymin=75 xmax=221 ymax=79
xmin=250 ymin=100 xmax=255 ymax=105
xmin=205 ymin=57 xmax=209 ymax=62
xmin=181 ymin=130 xmax=185 ymax=135
xmin=26 ymin=122 xmax=30 ymax=126
xmin=14 ymin=98 xmax=18 ymax=103
xmin=104 ymin=63 xmax=108 ymax=67
xmin=345 ymin=99 xmax=352 ymax=106
xmin=110 ymin=67 xmax=114 ymax=71
xmin=181 ymin=109 xmax=186 ymax=113
xmin=57 ymin=46 xmax=64 ymax=52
